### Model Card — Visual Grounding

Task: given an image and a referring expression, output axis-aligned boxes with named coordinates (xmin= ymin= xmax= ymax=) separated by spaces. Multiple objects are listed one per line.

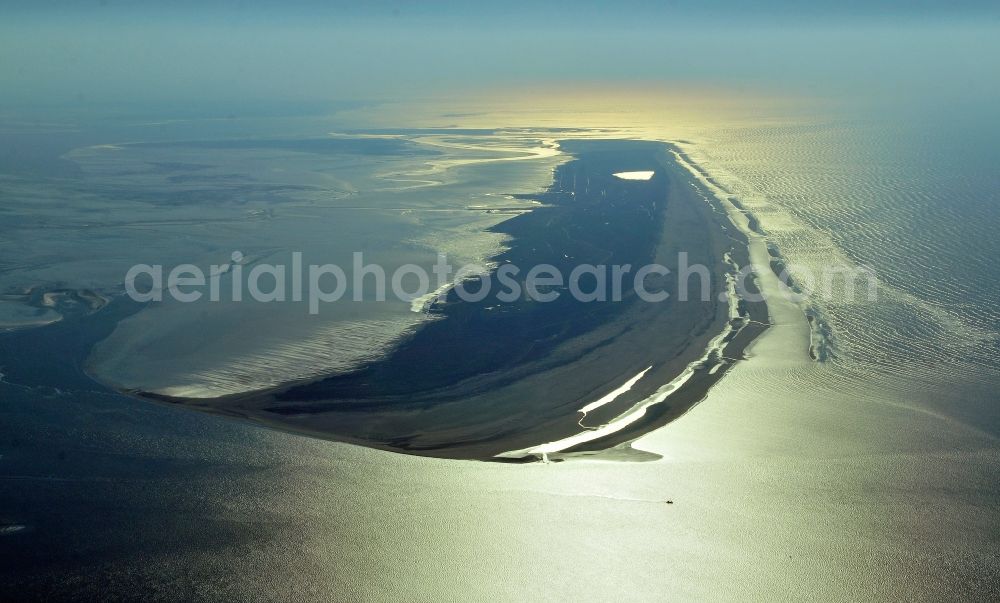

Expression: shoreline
xmin=496 ymin=147 xmax=769 ymax=460
xmin=122 ymin=138 xmax=769 ymax=461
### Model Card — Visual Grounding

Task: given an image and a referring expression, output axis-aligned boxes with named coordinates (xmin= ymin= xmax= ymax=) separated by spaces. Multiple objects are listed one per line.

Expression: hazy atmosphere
xmin=1 ymin=1 xmax=999 ymax=601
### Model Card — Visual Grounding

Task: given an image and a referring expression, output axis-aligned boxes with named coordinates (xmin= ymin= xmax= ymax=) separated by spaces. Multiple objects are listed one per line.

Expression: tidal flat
xmin=127 ymin=139 xmax=767 ymax=460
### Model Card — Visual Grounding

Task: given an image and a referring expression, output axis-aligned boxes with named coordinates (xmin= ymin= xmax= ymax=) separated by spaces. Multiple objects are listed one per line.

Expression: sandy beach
xmin=128 ymin=140 xmax=769 ymax=460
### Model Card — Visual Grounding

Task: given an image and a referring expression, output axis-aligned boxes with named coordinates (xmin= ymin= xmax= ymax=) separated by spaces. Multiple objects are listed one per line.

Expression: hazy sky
xmin=1 ymin=1 xmax=998 ymax=114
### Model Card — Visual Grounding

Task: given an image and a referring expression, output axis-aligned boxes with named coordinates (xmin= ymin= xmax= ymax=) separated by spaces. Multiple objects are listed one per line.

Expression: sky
xmin=1 ymin=1 xmax=998 ymax=115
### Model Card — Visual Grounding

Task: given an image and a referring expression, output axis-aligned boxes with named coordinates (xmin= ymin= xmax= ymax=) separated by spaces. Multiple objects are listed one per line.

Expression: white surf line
xmin=670 ymin=146 xmax=837 ymax=360
xmin=495 ymin=145 xmax=753 ymax=461
xmin=376 ymin=136 xmax=563 ymax=191
xmin=577 ymin=366 xmax=652 ymax=427
xmin=409 ymin=282 xmax=455 ymax=313
xmin=412 ymin=135 xmax=562 ymax=163
xmin=496 ymin=321 xmax=737 ymax=459
xmin=411 ymin=136 xmax=561 ymax=172
xmin=321 ymin=132 xmax=562 ymax=192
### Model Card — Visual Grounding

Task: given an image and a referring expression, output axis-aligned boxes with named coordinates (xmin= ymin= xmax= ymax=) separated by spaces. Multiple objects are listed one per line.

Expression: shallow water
xmin=0 ymin=126 xmax=562 ymax=397
xmin=1 ymin=102 xmax=998 ymax=599
xmin=682 ymin=110 xmax=1000 ymax=435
